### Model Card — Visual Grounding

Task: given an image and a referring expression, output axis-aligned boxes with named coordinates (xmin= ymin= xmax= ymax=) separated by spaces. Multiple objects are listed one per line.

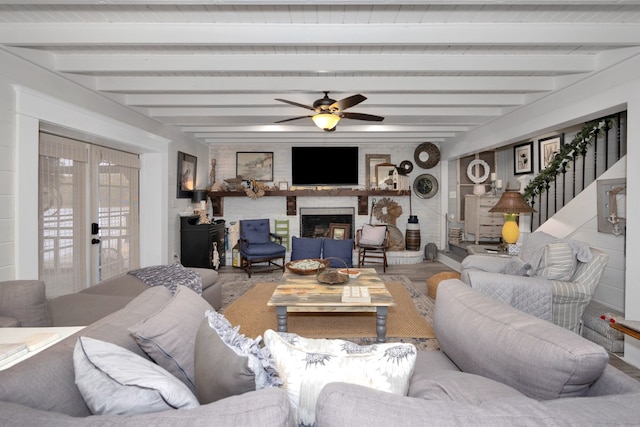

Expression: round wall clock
xmin=413 ymin=174 xmax=439 ymax=199
xmin=413 ymin=142 xmax=440 ymax=169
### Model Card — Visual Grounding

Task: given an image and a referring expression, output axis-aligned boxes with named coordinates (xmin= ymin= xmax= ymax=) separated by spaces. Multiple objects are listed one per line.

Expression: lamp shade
xmin=311 ymin=113 xmax=340 ymax=130
xmin=488 ymin=190 xmax=536 ymax=214
xmin=192 ymin=189 xmax=208 ymax=203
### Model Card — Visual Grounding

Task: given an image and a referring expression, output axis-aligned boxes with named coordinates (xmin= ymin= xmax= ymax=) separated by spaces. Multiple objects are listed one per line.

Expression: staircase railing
xmin=523 ymin=112 xmax=626 ymax=230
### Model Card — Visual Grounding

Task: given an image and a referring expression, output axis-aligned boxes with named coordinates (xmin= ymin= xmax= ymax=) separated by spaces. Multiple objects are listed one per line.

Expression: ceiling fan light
xmin=312 ymin=113 xmax=340 ymax=130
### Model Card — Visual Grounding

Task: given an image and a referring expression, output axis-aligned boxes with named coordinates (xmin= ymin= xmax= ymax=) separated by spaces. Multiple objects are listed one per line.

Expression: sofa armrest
xmin=549 ymin=279 xmax=599 ymax=333
xmin=461 ymin=254 xmax=513 ymax=273
xmin=0 ymin=280 xmax=51 ymax=327
xmin=463 ymin=271 xmax=553 ymax=322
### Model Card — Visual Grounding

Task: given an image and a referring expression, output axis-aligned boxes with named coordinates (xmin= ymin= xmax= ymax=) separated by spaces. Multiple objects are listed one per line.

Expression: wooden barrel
xmin=405 ymin=222 xmax=421 ymax=251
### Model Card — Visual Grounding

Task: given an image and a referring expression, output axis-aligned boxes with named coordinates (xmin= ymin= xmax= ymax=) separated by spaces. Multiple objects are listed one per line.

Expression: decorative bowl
xmin=316 ymin=270 xmax=350 ymax=285
xmin=286 ymin=259 xmax=329 ymax=275
xmin=338 ymin=268 xmax=361 ymax=279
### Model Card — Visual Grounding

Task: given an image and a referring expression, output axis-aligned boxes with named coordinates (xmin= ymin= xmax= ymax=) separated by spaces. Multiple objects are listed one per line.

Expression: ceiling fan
xmin=275 ymin=91 xmax=384 ymax=131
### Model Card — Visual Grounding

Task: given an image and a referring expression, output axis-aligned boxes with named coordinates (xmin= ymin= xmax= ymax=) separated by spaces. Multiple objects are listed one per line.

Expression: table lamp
xmin=488 ymin=190 xmax=535 ymax=245
xmin=192 ymin=189 xmax=210 ymax=224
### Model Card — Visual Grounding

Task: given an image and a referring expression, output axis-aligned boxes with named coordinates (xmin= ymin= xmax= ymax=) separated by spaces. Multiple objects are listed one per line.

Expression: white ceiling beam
xmin=9 ymin=1 xmax=638 ymax=5
xmin=96 ymin=76 xmax=554 ymax=92
xmin=128 ymin=93 xmax=526 ymax=107
xmin=55 ymin=54 xmax=595 ymax=74
xmin=2 ymin=23 xmax=640 ymax=46
xmin=187 ymin=125 xmax=472 ymax=134
xmin=149 ymin=106 xmax=502 ymax=117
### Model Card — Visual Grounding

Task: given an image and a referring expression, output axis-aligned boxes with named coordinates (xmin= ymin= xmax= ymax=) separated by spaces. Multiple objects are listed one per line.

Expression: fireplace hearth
xmin=300 ymin=207 xmax=355 ymax=239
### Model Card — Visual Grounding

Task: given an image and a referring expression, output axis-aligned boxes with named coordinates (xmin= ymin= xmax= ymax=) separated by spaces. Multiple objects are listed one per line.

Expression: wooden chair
xmin=239 ymin=219 xmax=286 ymax=278
xmin=356 ymin=224 xmax=389 ymax=272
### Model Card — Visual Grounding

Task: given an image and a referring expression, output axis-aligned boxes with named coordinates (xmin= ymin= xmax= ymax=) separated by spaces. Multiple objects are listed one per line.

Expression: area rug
xmin=218 ymin=272 xmax=438 ymax=350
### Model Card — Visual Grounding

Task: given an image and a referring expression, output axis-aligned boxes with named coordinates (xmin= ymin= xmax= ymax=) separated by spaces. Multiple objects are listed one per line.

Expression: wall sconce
xmin=489 ymin=190 xmax=536 ymax=245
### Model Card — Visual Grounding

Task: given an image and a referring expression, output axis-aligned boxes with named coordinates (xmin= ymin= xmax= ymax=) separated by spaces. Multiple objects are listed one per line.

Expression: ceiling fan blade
xmin=275 ymin=98 xmax=315 ymax=111
xmin=274 ymin=115 xmax=312 ymax=123
xmin=341 ymin=112 xmax=384 ymax=122
xmin=334 ymin=94 xmax=367 ymax=111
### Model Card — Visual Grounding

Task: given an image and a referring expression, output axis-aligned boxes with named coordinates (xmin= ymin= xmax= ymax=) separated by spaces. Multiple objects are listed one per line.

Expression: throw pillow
xmin=535 ymin=242 xmax=576 ymax=280
xmin=290 ymin=236 xmax=323 ymax=261
xmin=73 ymin=336 xmax=199 ymax=415
xmin=128 ymin=286 xmax=213 ymax=391
xmin=194 ymin=311 xmax=282 ymax=404
xmin=322 ymin=238 xmax=354 ymax=267
xmin=358 ymin=224 xmax=386 ymax=246
xmin=263 ymin=329 xmax=416 ymax=427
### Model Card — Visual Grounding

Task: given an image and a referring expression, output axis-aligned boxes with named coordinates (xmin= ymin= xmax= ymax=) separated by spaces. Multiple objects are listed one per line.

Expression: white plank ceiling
xmin=1 ymin=0 xmax=640 ymax=146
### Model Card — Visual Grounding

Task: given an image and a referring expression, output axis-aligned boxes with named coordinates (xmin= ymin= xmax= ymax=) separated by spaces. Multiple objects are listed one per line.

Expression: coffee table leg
xmin=376 ymin=307 xmax=389 ymax=343
xmin=275 ymin=306 xmax=288 ymax=332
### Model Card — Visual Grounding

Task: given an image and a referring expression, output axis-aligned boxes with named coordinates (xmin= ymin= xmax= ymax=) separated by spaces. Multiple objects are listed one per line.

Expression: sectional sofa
xmin=0 ymin=277 xmax=638 ymax=426
xmin=0 ymin=264 xmax=220 ymax=327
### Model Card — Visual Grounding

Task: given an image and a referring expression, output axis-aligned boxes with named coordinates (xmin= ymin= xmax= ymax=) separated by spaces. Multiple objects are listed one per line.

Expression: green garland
xmin=522 ymin=116 xmax=616 ymax=202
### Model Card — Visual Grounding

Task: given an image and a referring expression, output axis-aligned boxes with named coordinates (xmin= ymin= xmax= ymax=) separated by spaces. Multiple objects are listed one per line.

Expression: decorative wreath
xmin=466 ymin=159 xmax=490 ymax=184
xmin=373 ymin=198 xmax=403 ymax=225
xmin=414 ymin=142 xmax=441 ymax=169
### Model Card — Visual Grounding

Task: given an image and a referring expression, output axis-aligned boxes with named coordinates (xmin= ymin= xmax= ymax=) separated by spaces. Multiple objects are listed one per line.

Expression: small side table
xmin=0 ymin=326 xmax=84 ymax=370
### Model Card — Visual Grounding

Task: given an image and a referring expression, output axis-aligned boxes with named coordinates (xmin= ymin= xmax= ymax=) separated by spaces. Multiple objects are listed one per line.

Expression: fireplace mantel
xmin=208 ymin=189 xmax=410 ymax=216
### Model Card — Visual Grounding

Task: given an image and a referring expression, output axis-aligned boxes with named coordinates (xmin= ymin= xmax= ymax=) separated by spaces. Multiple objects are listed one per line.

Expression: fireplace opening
xmin=300 ymin=207 xmax=355 ymax=239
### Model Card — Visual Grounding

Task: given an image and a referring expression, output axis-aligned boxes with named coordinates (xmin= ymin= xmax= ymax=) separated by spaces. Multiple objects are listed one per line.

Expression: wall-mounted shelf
xmin=208 ymin=189 xmax=410 ymax=216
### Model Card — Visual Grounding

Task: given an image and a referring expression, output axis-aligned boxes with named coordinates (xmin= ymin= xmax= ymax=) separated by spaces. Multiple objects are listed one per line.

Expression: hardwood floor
xmin=217 ymin=260 xmax=640 ymax=382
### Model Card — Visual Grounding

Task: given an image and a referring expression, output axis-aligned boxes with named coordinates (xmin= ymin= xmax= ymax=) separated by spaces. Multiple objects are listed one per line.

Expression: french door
xmin=38 ymin=132 xmax=140 ymax=298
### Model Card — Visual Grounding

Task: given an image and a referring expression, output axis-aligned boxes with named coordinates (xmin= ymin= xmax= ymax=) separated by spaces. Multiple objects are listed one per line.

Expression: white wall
xmin=442 ymin=52 xmax=640 ymax=367
xmin=208 ymin=143 xmax=446 ymax=256
xmin=0 ymin=48 xmax=209 ymax=281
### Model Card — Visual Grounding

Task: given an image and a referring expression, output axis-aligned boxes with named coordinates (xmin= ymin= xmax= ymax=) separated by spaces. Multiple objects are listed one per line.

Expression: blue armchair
xmin=239 ymin=219 xmax=286 ymax=278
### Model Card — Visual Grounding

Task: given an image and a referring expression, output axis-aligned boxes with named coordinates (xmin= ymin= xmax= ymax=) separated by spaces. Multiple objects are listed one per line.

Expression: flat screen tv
xmin=291 ymin=146 xmax=359 ymax=186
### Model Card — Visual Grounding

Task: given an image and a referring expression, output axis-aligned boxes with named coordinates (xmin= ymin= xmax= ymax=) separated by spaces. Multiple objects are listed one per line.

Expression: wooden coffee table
xmin=267 ymin=268 xmax=395 ymax=342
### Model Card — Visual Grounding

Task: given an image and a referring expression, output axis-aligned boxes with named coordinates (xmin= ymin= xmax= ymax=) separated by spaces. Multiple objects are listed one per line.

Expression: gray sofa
xmin=316 ymin=279 xmax=640 ymax=427
xmin=0 ymin=285 xmax=292 ymax=426
xmin=0 ymin=266 xmax=221 ymax=327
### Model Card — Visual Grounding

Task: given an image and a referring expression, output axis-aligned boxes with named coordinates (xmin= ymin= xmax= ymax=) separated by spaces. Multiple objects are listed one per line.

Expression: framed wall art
xmin=365 ymin=154 xmax=391 ymax=189
xmin=329 ymin=223 xmax=351 ymax=240
xmin=513 ymin=141 xmax=533 ymax=175
xmin=538 ymin=134 xmax=564 ymax=170
xmin=236 ymin=152 xmax=273 ymax=181
xmin=177 ymin=151 xmax=197 ymax=198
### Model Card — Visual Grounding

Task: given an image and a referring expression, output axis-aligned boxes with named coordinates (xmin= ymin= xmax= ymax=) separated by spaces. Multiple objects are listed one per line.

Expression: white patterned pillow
xmin=263 ymin=329 xmax=416 ymax=427
xmin=359 ymin=224 xmax=386 ymax=246
xmin=535 ymin=242 xmax=576 ymax=280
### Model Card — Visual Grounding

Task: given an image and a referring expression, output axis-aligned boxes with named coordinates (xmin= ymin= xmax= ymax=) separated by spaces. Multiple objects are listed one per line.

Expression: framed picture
xmin=278 ymin=181 xmax=289 ymax=190
xmin=539 ymin=134 xmax=564 ymax=170
xmin=177 ymin=151 xmax=197 ymax=198
xmin=365 ymin=154 xmax=391 ymax=189
xmin=376 ymin=162 xmax=397 ymax=189
xmin=329 ymin=223 xmax=351 ymax=240
xmin=513 ymin=141 xmax=533 ymax=175
xmin=236 ymin=152 xmax=273 ymax=181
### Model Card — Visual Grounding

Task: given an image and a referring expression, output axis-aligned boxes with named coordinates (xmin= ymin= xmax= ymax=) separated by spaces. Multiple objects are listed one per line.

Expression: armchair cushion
xmin=290 ymin=236 xmax=323 ymax=261
xmin=0 ymin=280 xmax=51 ymax=327
xmin=358 ymin=224 xmax=386 ymax=246
xmin=322 ymin=238 xmax=354 ymax=268
xmin=536 ymin=242 xmax=576 ymax=280
xmin=241 ymin=241 xmax=286 ymax=260
xmin=240 ymin=219 xmax=271 ymax=244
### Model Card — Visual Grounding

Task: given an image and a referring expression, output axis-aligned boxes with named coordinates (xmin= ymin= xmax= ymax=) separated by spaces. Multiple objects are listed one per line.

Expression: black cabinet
xmin=180 ymin=216 xmax=226 ymax=269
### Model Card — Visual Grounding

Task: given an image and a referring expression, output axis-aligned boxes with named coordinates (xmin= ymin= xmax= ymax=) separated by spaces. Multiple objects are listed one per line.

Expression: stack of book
xmin=341 ymin=286 xmax=371 ymax=303
xmin=449 ymin=227 xmax=464 ymax=244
